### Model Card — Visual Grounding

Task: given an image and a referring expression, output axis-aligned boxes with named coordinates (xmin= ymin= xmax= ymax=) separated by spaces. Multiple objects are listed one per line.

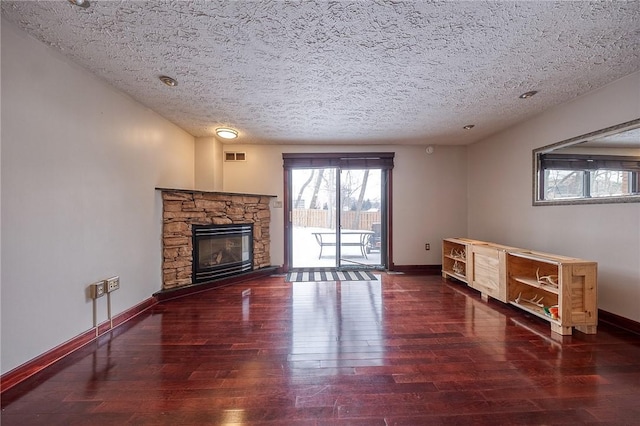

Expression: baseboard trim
xmin=599 ymin=309 xmax=640 ymax=335
xmin=153 ymin=266 xmax=279 ymax=302
xmin=389 ymin=264 xmax=442 ymax=275
xmin=0 ymin=297 xmax=157 ymax=394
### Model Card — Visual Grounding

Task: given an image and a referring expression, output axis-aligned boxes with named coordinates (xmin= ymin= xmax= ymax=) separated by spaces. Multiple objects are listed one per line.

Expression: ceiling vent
xmin=225 ymin=152 xmax=246 ymax=162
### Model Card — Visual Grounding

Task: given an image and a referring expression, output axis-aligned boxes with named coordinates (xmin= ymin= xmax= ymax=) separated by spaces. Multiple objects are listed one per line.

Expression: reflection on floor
xmin=2 ymin=274 xmax=640 ymax=424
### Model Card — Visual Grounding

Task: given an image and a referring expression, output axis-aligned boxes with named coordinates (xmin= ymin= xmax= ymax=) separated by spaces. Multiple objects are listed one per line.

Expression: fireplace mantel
xmin=157 ymin=188 xmax=275 ymax=291
xmin=156 ymin=187 xmax=277 ymax=199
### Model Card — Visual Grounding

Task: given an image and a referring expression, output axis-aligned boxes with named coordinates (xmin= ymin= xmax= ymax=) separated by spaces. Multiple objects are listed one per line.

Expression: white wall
xmin=468 ymin=71 xmax=640 ymax=322
xmin=1 ymin=20 xmax=195 ymax=374
xmin=194 ymin=136 xmax=223 ymax=191
xmin=220 ymin=144 xmax=468 ymax=267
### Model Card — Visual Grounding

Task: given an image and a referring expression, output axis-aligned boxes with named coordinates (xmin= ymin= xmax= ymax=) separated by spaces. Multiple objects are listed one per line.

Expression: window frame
xmin=533 ymin=119 xmax=640 ymax=206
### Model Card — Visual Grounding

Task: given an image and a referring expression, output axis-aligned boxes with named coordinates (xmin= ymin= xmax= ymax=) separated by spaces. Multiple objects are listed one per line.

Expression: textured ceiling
xmin=2 ymin=1 xmax=639 ymax=145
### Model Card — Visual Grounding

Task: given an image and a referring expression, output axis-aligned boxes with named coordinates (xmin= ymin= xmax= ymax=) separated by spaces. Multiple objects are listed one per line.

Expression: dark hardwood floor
xmin=2 ymin=274 xmax=640 ymax=425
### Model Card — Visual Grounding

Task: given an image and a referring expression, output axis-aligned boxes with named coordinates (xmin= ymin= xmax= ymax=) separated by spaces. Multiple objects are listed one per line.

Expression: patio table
xmin=311 ymin=230 xmax=374 ymax=259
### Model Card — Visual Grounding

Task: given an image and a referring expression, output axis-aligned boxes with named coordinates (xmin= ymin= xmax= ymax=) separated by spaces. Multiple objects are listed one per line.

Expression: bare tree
xmin=308 ymin=169 xmax=324 ymax=209
xmin=351 ymin=170 xmax=369 ymax=229
xmin=294 ymin=170 xmax=314 ymax=209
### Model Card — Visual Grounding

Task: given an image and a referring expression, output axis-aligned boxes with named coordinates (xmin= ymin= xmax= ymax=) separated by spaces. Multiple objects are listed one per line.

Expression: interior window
xmin=533 ymin=119 xmax=640 ymax=205
xmin=543 ymin=168 xmax=637 ymax=200
xmin=544 ymin=170 xmax=585 ymax=199
xmin=590 ymin=170 xmax=633 ymax=197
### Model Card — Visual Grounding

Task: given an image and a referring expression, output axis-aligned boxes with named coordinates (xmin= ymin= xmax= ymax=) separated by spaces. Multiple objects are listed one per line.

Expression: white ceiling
xmin=2 ymin=1 xmax=639 ymax=145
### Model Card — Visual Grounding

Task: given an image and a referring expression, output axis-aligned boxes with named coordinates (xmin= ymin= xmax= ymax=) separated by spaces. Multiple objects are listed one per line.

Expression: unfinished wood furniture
xmin=441 ymin=238 xmax=474 ymax=283
xmin=442 ymin=238 xmax=597 ymax=335
xmin=469 ymin=242 xmax=519 ymax=303
xmin=506 ymin=250 xmax=597 ymax=335
xmin=442 ymin=238 xmax=515 ymax=303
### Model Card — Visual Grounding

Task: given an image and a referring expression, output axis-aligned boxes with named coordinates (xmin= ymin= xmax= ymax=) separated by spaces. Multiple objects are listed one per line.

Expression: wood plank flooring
xmin=2 ymin=274 xmax=640 ymax=425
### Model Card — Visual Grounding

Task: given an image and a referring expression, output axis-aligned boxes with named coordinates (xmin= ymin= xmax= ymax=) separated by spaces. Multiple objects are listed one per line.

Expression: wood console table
xmin=442 ymin=238 xmax=598 ymax=336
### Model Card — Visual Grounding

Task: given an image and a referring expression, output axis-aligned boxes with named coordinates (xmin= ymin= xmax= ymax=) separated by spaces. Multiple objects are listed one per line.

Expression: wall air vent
xmin=224 ymin=152 xmax=246 ymax=162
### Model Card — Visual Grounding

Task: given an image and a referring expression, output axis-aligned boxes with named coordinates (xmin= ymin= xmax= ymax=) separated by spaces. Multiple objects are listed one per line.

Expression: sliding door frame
xmin=282 ymin=152 xmax=394 ymax=272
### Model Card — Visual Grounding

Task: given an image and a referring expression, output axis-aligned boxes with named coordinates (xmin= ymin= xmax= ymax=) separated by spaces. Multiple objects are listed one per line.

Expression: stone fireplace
xmin=159 ymin=189 xmax=273 ymax=290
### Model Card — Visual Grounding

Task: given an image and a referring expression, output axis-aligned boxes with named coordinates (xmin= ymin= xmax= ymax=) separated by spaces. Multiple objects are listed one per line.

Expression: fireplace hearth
xmin=192 ymin=224 xmax=253 ymax=284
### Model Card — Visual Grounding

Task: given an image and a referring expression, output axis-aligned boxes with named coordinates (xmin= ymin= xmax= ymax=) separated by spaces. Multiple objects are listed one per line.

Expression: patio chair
xmin=366 ymin=222 xmax=381 ymax=254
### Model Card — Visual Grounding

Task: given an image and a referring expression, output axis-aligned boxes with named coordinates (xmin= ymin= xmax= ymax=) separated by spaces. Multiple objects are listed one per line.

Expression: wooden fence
xmin=292 ymin=209 xmax=380 ymax=231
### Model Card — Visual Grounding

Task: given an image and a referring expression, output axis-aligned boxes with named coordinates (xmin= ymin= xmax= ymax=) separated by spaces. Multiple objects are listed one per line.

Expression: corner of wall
xmin=194 ymin=137 xmax=223 ymax=191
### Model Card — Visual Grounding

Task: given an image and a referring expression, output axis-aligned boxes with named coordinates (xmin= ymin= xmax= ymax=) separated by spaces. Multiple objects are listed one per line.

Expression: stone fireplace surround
xmin=158 ymin=189 xmax=275 ymax=291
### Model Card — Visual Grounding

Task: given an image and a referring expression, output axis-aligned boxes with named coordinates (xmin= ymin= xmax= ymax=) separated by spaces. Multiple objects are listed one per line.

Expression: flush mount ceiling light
xmin=519 ymin=90 xmax=538 ymax=99
xmin=463 ymin=124 xmax=475 ymax=130
xmin=68 ymin=0 xmax=90 ymax=8
xmin=159 ymin=75 xmax=178 ymax=87
xmin=216 ymin=128 xmax=239 ymax=139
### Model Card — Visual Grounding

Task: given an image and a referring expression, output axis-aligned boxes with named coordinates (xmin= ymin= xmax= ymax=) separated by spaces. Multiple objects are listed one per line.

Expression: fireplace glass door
xmin=192 ymin=224 xmax=253 ymax=283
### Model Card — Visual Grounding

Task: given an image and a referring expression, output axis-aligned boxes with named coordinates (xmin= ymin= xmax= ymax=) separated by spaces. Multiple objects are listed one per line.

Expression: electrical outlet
xmin=90 ymin=281 xmax=106 ymax=299
xmin=425 ymin=243 xmax=431 ymax=250
xmin=106 ymin=276 xmax=120 ymax=293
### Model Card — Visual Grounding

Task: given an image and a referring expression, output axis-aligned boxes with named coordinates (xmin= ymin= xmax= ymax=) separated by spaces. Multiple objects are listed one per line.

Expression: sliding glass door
xmin=288 ymin=161 xmax=388 ymax=270
xmin=290 ymin=167 xmax=338 ymax=268
xmin=338 ymin=168 xmax=383 ymax=268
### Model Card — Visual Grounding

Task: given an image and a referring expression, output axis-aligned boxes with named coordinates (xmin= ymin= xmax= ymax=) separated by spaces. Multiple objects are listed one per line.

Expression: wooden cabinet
xmin=442 ymin=238 xmax=598 ymax=335
xmin=441 ymin=238 xmax=472 ymax=283
xmin=469 ymin=243 xmax=516 ymax=303
xmin=507 ymin=251 xmax=597 ymax=335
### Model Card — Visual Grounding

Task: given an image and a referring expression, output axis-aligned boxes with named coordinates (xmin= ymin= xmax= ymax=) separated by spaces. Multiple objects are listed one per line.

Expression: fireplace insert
xmin=192 ymin=224 xmax=253 ymax=284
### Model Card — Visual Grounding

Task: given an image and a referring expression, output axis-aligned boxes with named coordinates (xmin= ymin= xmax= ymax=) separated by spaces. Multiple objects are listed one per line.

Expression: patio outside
xmin=291 ymin=210 xmax=382 ymax=269
xmin=290 ymin=168 xmax=383 ymax=269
